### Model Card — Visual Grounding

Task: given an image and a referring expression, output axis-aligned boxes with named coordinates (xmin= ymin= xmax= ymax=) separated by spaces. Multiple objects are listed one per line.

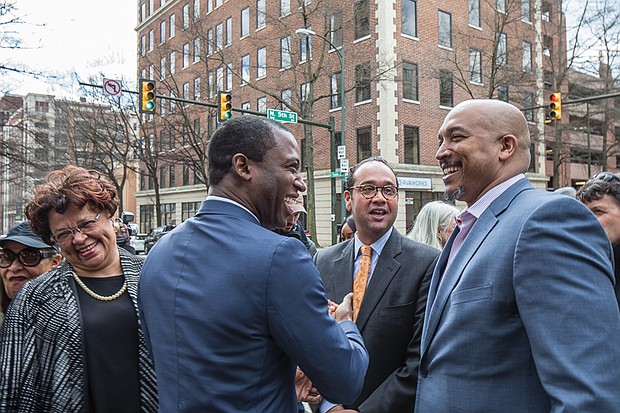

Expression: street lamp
xmin=295 ymin=28 xmax=346 ymax=244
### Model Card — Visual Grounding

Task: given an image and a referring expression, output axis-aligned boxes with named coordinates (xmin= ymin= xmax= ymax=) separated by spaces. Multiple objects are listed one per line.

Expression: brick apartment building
xmin=136 ymin=0 xmax=564 ymax=246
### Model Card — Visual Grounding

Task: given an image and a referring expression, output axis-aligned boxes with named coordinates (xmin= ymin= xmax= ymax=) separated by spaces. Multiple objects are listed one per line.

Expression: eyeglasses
xmin=50 ymin=213 xmax=102 ymax=244
xmin=589 ymin=172 xmax=620 ymax=183
xmin=0 ymin=248 xmax=57 ymax=268
xmin=350 ymin=184 xmax=399 ymax=199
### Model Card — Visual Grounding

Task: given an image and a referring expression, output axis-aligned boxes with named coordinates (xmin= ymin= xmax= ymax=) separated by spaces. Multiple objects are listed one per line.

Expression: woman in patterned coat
xmin=0 ymin=166 xmax=157 ymax=412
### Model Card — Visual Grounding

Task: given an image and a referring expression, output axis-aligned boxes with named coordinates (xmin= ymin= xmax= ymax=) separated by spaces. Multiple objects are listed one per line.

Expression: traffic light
xmin=140 ymin=79 xmax=156 ymax=114
xmin=548 ymin=92 xmax=561 ymax=121
xmin=218 ymin=91 xmax=232 ymax=122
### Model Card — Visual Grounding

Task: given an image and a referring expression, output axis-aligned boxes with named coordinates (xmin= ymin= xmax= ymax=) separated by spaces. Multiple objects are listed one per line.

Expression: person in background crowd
xmin=0 ymin=222 xmax=62 ymax=329
xmin=314 ymin=157 xmax=439 ymax=413
xmin=339 ymin=215 xmax=356 ymax=242
xmin=0 ymin=165 xmax=157 ymax=412
xmin=275 ymin=198 xmax=317 ymax=258
xmin=407 ymin=201 xmax=460 ymax=250
xmin=115 ymin=219 xmax=136 ymax=254
xmin=416 ymin=99 xmax=620 ymax=412
xmin=576 ymin=172 xmax=620 ymax=306
xmin=139 ymin=115 xmax=368 ymax=413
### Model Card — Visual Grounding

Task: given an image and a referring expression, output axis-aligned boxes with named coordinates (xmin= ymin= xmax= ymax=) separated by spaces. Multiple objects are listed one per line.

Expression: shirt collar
xmin=460 ymin=174 xmax=525 ymax=220
xmin=354 ymin=227 xmax=393 ymax=257
xmin=207 ymin=195 xmax=260 ymax=224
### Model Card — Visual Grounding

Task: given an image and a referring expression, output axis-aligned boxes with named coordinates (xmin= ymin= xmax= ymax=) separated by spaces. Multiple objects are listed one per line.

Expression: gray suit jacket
xmin=416 ymin=178 xmax=620 ymax=412
xmin=315 ymin=229 xmax=439 ymax=412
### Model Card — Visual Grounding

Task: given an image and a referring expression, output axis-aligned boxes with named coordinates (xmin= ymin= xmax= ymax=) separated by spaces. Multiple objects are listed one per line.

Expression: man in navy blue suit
xmin=139 ymin=115 xmax=368 ymax=413
xmin=416 ymin=99 xmax=620 ymax=412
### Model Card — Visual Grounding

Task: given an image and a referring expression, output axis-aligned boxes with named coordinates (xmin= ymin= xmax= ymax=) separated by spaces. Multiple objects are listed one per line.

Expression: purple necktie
xmin=446 ymin=212 xmax=476 ymax=269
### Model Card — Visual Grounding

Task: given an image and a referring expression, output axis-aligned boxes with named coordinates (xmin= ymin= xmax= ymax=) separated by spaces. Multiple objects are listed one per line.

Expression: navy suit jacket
xmin=315 ymin=230 xmax=438 ymax=412
xmin=416 ymin=178 xmax=620 ymax=412
xmin=139 ymin=199 xmax=368 ymax=413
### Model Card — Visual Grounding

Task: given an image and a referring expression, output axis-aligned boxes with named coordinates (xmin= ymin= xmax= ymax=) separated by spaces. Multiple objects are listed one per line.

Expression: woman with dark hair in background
xmin=0 ymin=165 xmax=157 ymax=412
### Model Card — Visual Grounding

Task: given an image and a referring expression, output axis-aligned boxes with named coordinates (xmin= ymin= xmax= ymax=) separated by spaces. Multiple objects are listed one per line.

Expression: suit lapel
xmin=421 ymin=178 xmax=533 ymax=354
xmin=332 ymin=241 xmax=355 ymax=303
xmin=356 ymin=231 xmax=402 ymax=332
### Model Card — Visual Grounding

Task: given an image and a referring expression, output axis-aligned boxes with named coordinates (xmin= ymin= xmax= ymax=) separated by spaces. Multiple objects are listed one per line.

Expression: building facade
xmin=135 ymin=0 xmax=568 ymax=246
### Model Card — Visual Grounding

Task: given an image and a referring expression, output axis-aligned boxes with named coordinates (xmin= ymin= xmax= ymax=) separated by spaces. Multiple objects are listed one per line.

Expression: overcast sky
xmin=1 ymin=0 xmax=137 ymax=97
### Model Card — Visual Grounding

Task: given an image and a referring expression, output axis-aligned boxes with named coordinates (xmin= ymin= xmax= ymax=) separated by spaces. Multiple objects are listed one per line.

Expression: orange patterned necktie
xmin=353 ymin=245 xmax=372 ymax=322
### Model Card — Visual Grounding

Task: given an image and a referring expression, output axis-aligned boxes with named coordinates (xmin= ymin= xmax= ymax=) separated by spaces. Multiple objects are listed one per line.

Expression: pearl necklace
xmin=73 ymin=273 xmax=127 ymax=301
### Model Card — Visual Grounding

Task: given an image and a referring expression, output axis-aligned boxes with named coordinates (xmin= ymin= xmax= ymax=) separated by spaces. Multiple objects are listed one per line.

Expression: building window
xmin=216 ymin=22 xmax=223 ymax=50
xmin=148 ymin=30 xmax=154 ymax=52
xmin=330 ymin=72 xmax=342 ymax=109
xmin=257 ymin=96 xmax=267 ymax=113
xmin=140 ymin=2 xmax=146 ymax=22
xmin=183 ymin=164 xmax=191 ymax=185
xmin=182 ymin=202 xmax=201 ymax=221
xmin=300 ymin=32 xmax=312 ymax=62
xmin=160 ymin=166 xmax=167 ymax=188
xmin=300 ymin=83 xmax=310 ymax=102
xmin=402 ymin=0 xmax=417 ymax=37
xmin=497 ymin=0 xmax=505 ymax=13
xmin=215 ymin=0 xmax=222 ymax=7
xmin=208 ymin=71 xmax=214 ymax=98
xmin=183 ymin=4 xmax=189 ymax=29
xmin=226 ymin=17 xmax=232 ymax=46
xmin=170 ymin=51 xmax=176 ymax=74
xmin=183 ymin=43 xmax=190 ymax=68
xmin=257 ymin=47 xmax=266 ymax=78
xmin=216 ymin=66 xmax=224 ymax=91
xmin=329 ymin=12 xmax=343 ymax=48
xmin=192 ymin=77 xmax=201 ymax=101
xmin=207 ymin=29 xmax=213 ymax=56
xmin=356 ymin=126 xmax=372 ymax=162
xmin=169 ymin=163 xmax=176 ymax=187
xmin=160 ymin=57 xmax=166 ymax=79
xmin=542 ymin=2 xmax=551 ymax=21
xmin=257 ymin=0 xmax=266 ymax=29
xmin=498 ymin=84 xmax=509 ymax=101
xmin=404 ymin=125 xmax=420 ymax=164
xmin=160 ymin=20 xmax=166 ymax=44
xmin=439 ymin=70 xmax=453 ymax=107
xmin=522 ymin=41 xmax=532 ymax=72
xmin=206 ymin=0 xmax=212 ymax=13
xmin=438 ymin=10 xmax=452 ymax=48
xmin=281 ymin=36 xmax=291 ymax=68
xmin=281 ymin=89 xmax=292 ymax=110
xmin=469 ymin=0 xmax=480 ymax=27
xmin=241 ymin=54 xmax=250 ymax=84
xmin=193 ymin=119 xmax=200 ymax=140
xmin=226 ymin=63 xmax=233 ymax=90
xmin=355 ymin=62 xmax=371 ymax=103
xmin=140 ymin=36 xmax=146 ymax=56
xmin=160 ymin=92 xmax=166 ymax=116
xmin=169 ymin=14 xmax=176 ymax=38
xmin=543 ymin=35 xmax=552 ymax=57
xmin=140 ymin=205 xmax=154 ymax=234
xmin=280 ymin=0 xmax=290 ymax=16
xmin=183 ymin=82 xmax=190 ymax=104
xmin=403 ymin=61 xmax=418 ymax=101
xmin=496 ymin=32 xmax=507 ymax=66
xmin=523 ymin=91 xmax=534 ymax=122
xmin=149 ymin=0 xmax=154 ymax=16
xmin=193 ymin=0 xmax=200 ymax=20
xmin=469 ymin=49 xmax=482 ymax=83
xmin=160 ymin=203 xmax=176 ymax=226
xmin=354 ymin=0 xmax=370 ymax=39
xmin=193 ymin=37 xmax=201 ymax=62
xmin=241 ymin=7 xmax=250 ymax=38
xmin=522 ymin=0 xmax=531 ymax=21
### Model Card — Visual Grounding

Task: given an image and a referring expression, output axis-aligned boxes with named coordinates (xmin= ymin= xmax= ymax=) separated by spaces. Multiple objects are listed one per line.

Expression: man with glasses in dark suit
xmin=576 ymin=172 xmax=620 ymax=306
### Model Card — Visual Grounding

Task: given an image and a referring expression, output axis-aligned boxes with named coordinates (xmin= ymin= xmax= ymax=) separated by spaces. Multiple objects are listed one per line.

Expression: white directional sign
xmin=340 ymin=158 xmax=349 ymax=173
xmin=103 ymin=79 xmax=122 ymax=96
xmin=337 ymin=145 xmax=346 ymax=160
xmin=267 ymin=109 xmax=298 ymax=123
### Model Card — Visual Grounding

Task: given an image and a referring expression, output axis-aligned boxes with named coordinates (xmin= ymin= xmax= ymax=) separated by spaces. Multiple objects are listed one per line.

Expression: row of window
xmin=139 ymin=201 xmax=202 ymax=233
xmin=140 ymin=163 xmax=204 ymax=191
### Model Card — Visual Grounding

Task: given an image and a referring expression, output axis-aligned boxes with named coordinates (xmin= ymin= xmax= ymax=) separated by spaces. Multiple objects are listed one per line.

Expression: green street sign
xmin=267 ymin=109 xmax=298 ymax=123
xmin=330 ymin=171 xmax=342 ymax=178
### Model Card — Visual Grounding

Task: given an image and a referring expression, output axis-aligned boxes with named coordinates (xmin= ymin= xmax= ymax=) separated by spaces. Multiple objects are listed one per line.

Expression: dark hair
xmin=576 ymin=177 xmax=620 ymax=206
xmin=207 ymin=115 xmax=291 ymax=185
xmin=345 ymin=156 xmax=397 ymax=189
xmin=24 ymin=166 xmax=119 ymax=244
xmin=346 ymin=215 xmax=356 ymax=233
